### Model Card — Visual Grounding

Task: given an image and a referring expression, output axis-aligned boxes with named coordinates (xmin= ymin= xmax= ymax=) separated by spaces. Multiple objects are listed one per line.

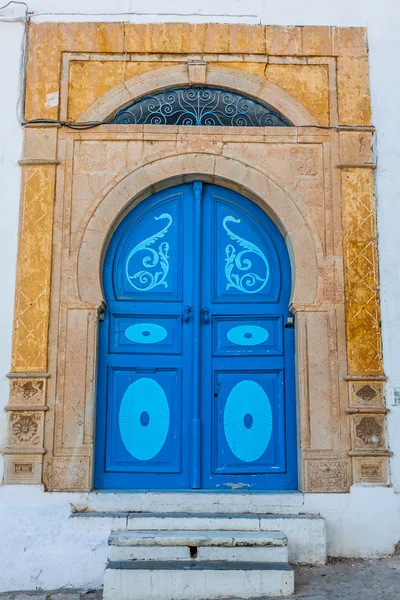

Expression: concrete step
xmin=70 ymin=511 xmax=326 ymax=565
xmin=103 ymin=560 xmax=294 ymax=600
xmin=108 ymin=530 xmax=289 ymax=562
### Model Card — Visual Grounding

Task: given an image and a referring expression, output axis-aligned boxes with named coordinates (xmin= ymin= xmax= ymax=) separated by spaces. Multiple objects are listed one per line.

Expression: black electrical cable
xmin=0 ymin=1 xmax=28 ymax=10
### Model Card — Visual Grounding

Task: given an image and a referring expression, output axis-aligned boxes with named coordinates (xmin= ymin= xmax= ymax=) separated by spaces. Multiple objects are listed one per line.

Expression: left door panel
xmin=95 ymin=185 xmax=195 ymax=489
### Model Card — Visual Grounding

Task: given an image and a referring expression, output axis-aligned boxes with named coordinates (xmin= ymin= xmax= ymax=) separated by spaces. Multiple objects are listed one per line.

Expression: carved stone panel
xmin=9 ymin=378 xmax=46 ymax=408
xmin=341 ymin=168 xmax=383 ymax=376
xmin=3 ymin=454 xmax=43 ymax=485
xmin=295 ymin=305 xmax=349 ymax=491
xmin=353 ymin=456 xmax=389 ymax=485
xmin=305 ymin=459 xmax=350 ymax=493
xmin=3 ymin=376 xmax=48 ymax=484
xmin=43 ymin=456 xmax=91 ymax=491
xmin=352 ymin=415 xmax=386 ymax=450
xmin=11 ymin=164 xmax=56 ymax=373
xmin=9 ymin=411 xmax=43 ymax=447
xmin=349 ymin=380 xmax=385 ymax=408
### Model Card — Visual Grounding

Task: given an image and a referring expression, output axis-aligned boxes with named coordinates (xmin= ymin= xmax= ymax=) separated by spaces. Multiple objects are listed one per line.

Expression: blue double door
xmin=95 ymin=183 xmax=297 ymax=490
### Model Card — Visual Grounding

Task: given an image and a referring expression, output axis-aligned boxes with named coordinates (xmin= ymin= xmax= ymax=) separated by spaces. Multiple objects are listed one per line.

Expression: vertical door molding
xmin=294 ymin=305 xmax=351 ymax=492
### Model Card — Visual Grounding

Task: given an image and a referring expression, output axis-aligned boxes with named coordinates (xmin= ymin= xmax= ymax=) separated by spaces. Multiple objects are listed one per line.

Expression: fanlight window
xmin=110 ymin=87 xmax=290 ymax=127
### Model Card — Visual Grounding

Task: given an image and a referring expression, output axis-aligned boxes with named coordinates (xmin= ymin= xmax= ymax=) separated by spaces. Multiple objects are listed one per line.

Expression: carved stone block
xmin=349 ymin=380 xmax=384 ymax=408
xmin=188 ymin=61 xmax=207 ymax=85
xmin=353 ymin=456 xmax=389 ymax=485
xmin=305 ymin=460 xmax=350 ymax=492
xmin=3 ymin=454 xmax=43 ymax=484
xmin=9 ymin=378 xmax=46 ymax=407
xmin=22 ymin=126 xmax=58 ymax=162
xmin=44 ymin=456 xmax=91 ymax=491
xmin=8 ymin=411 xmax=44 ymax=448
xmin=339 ymin=131 xmax=373 ymax=165
xmin=3 ymin=376 xmax=47 ymax=483
xmin=351 ymin=414 xmax=386 ymax=450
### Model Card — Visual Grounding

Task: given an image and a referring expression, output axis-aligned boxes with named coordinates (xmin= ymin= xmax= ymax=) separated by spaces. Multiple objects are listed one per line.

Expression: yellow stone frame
xmin=2 ymin=23 xmax=390 ymax=491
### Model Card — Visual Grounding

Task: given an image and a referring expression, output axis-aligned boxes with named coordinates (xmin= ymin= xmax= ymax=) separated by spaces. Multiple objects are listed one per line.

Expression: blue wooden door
xmin=95 ymin=183 xmax=297 ymax=490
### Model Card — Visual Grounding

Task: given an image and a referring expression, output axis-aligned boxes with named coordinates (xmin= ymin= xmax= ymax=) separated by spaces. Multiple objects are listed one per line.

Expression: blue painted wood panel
xmin=200 ymin=185 xmax=297 ymax=490
xmin=214 ymin=316 xmax=283 ymax=356
xmin=95 ymin=186 xmax=195 ymax=489
xmin=95 ymin=183 xmax=297 ymax=490
xmin=110 ymin=314 xmax=182 ymax=354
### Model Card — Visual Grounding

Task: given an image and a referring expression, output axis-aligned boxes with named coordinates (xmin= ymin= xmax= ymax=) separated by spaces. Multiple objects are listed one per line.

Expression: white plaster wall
xmin=1 ymin=0 xmax=400 ymax=592
xmin=0 ymin=20 xmax=24 ymax=484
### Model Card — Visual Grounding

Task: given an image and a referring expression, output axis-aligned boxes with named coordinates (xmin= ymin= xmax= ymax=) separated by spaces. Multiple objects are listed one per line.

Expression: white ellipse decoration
xmin=119 ymin=378 xmax=170 ymax=461
xmin=224 ymin=380 xmax=272 ymax=462
xmin=227 ymin=324 xmax=269 ymax=346
xmin=125 ymin=323 xmax=167 ymax=344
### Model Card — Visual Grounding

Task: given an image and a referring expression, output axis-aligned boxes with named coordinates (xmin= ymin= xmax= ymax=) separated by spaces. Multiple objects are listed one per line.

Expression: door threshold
xmin=93 ymin=489 xmax=302 ymax=495
xmin=80 ymin=490 xmax=305 ymax=515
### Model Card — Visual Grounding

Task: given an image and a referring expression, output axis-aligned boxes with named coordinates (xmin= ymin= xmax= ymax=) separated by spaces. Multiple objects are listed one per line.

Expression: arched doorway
xmin=94 ymin=182 xmax=297 ymax=490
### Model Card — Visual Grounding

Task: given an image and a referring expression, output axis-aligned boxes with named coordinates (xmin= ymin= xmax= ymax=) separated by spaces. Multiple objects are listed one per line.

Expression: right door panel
xmin=200 ymin=184 xmax=297 ymax=490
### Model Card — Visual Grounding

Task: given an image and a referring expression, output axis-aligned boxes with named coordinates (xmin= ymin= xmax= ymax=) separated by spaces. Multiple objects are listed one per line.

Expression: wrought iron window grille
xmin=110 ymin=87 xmax=290 ymax=127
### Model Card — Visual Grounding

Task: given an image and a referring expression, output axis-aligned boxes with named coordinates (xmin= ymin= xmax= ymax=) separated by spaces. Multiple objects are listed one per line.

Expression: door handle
xmin=183 ymin=305 xmax=192 ymax=322
xmin=202 ymin=308 xmax=210 ymax=324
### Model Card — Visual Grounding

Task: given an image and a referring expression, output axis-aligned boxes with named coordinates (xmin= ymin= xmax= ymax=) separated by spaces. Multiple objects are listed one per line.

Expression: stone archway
xmin=45 ymin=127 xmax=349 ymax=494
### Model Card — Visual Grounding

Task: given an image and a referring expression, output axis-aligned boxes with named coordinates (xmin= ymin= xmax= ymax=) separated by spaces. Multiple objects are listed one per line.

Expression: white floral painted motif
xmin=125 ymin=213 xmax=172 ymax=291
xmin=223 ymin=216 xmax=270 ymax=294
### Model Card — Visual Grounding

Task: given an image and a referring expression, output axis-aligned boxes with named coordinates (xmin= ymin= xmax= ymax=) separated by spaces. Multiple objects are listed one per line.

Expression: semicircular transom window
xmin=109 ymin=87 xmax=290 ymax=127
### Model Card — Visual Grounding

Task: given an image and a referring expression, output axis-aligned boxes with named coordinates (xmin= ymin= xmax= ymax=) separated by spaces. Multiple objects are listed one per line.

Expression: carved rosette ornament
xmin=355 ymin=417 xmax=383 ymax=447
xmin=347 ymin=379 xmax=390 ymax=484
xmin=10 ymin=413 xmax=41 ymax=445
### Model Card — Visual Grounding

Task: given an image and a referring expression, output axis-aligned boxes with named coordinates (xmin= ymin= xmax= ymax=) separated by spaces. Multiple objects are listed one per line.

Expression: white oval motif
xmin=224 ymin=380 xmax=272 ymax=462
xmin=125 ymin=323 xmax=167 ymax=344
xmin=227 ymin=325 xmax=269 ymax=347
xmin=119 ymin=378 xmax=170 ymax=461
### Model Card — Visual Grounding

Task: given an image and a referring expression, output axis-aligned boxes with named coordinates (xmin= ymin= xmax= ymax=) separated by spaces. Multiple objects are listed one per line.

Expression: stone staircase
xmin=105 ymin=528 xmax=293 ymax=599
xmin=71 ymin=511 xmax=326 ymax=599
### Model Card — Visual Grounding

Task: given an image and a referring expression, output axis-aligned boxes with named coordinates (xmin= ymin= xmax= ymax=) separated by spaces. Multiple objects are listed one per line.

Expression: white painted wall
xmin=0 ymin=20 xmax=24 ymax=484
xmin=1 ymin=0 xmax=400 ymax=592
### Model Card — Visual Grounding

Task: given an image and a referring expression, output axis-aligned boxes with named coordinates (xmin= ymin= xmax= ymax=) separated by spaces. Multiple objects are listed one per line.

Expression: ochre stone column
xmin=340 ymin=131 xmax=390 ymax=485
xmin=3 ymin=126 xmax=58 ymax=484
